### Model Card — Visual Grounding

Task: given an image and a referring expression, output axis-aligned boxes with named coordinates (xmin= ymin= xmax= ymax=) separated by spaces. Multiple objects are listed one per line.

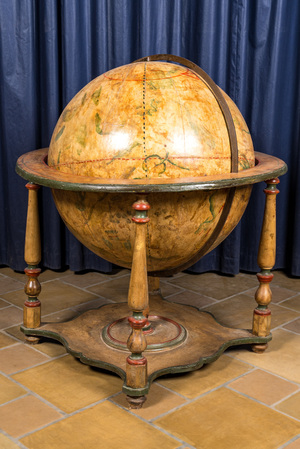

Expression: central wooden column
xmin=125 ymin=197 xmax=150 ymax=409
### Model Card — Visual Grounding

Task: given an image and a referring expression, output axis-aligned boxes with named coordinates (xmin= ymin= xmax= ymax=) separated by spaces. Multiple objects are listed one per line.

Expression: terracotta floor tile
xmin=281 ymin=295 xmax=300 ymax=312
xmin=203 ymin=294 xmax=300 ymax=330
xmin=2 ymin=281 xmax=98 ymax=315
xmin=272 ymin=272 xmax=300 ymax=292
xmin=276 ymin=392 xmax=300 ymax=420
xmin=5 ymin=325 xmax=27 ymax=342
xmin=231 ymin=329 xmax=300 ymax=384
xmin=112 ymin=383 xmax=187 ymax=419
xmin=284 ymin=318 xmax=300 ymax=334
xmin=0 ymin=433 xmax=20 ymax=449
xmin=0 ymin=276 xmax=24 ymax=295
xmin=0 ymin=374 xmax=26 ymax=404
xmin=0 ymin=298 xmax=10 ymax=308
xmin=284 ymin=438 xmax=300 ymax=448
xmin=0 ymin=306 xmax=23 ymax=330
xmin=0 ymin=344 xmax=48 ymax=374
xmin=0 ymin=395 xmax=62 ymax=438
xmin=156 ymin=388 xmax=300 ymax=449
xmin=106 ymin=268 xmax=130 ymax=278
xmin=13 ymin=355 xmax=122 ymax=413
xmin=228 ymin=369 xmax=299 ymax=405
xmin=31 ymin=340 xmax=67 ymax=357
xmin=0 ymin=267 xmax=26 ymax=282
xmin=39 ymin=269 xmax=73 ymax=282
xmin=168 ymin=272 xmax=258 ymax=300
xmin=20 ymin=401 xmax=178 ymax=449
xmin=270 ymin=285 xmax=299 ymax=303
xmin=88 ymin=276 xmax=130 ymax=302
xmin=165 ymin=290 xmax=216 ymax=309
xmin=0 ymin=332 xmax=16 ymax=348
xmin=62 ymin=271 xmax=108 ymax=288
xmin=157 ymin=355 xmax=251 ymax=398
xmin=159 ymin=281 xmax=184 ymax=297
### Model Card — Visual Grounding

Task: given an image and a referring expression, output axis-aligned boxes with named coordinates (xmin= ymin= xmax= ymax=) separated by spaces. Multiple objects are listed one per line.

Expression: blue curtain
xmin=1 ymin=0 xmax=299 ymax=275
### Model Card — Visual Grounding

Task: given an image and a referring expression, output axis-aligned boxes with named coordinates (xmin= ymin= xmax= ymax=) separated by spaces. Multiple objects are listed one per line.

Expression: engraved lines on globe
xmin=49 ymin=62 xmax=250 ymax=180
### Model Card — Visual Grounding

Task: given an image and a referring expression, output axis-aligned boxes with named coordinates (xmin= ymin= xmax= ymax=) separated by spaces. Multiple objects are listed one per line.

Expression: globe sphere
xmin=48 ymin=61 xmax=254 ymax=274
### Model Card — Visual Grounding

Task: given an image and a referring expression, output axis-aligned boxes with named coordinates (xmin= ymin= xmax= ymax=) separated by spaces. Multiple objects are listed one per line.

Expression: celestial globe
xmin=47 ymin=58 xmax=254 ymax=274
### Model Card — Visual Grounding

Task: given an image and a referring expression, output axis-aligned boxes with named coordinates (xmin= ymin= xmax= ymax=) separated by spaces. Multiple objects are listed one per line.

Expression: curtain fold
xmin=1 ymin=0 xmax=299 ymax=275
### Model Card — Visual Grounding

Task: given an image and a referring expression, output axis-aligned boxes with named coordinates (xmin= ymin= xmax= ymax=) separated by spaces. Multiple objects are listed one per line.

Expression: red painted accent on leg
xmin=26 ymin=183 xmax=40 ymax=191
xmin=24 ymin=300 xmax=41 ymax=308
xmin=256 ymin=273 xmax=274 ymax=283
xmin=264 ymin=188 xmax=279 ymax=195
xmin=132 ymin=200 xmax=150 ymax=211
xmin=254 ymin=308 xmax=271 ymax=316
xmin=24 ymin=268 xmax=41 ymax=277
xmin=266 ymin=178 xmax=280 ymax=185
xmin=128 ymin=317 xmax=148 ymax=329
xmin=132 ymin=217 xmax=150 ymax=223
xmin=126 ymin=356 xmax=147 ymax=366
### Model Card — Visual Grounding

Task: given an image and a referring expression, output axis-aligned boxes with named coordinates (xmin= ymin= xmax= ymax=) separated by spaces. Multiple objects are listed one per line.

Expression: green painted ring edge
xmin=20 ymin=325 xmax=126 ymax=381
xmin=102 ymin=321 xmax=187 ymax=351
xmin=123 ymin=333 xmax=272 ymax=396
xmin=15 ymin=153 xmax=288 ymax=193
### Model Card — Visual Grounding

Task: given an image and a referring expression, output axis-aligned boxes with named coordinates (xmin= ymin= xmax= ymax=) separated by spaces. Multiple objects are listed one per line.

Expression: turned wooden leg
xmin=126 ymin=197 xmax=150 ymax=409
xmin=23 ymin=183 xmax=42 ymax=344
xmin=252 ymin=178 xmax=279 ymax=353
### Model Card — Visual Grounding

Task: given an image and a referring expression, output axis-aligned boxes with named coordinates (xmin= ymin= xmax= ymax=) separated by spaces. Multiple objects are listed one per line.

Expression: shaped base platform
xmin=21 ymin=295 xmax=271 ymax=399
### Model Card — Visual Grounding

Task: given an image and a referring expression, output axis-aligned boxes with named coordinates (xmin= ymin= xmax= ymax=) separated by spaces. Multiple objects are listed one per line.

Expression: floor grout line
xmin=0 ymin=429 xmax=29 ymax=448
xmin=271 ymin=389 xmax=300 ymax=408
xmin=110 ymin=398 xmax=196 ymax=448
xmin=277 ymin=434 xmax=300 ymax=449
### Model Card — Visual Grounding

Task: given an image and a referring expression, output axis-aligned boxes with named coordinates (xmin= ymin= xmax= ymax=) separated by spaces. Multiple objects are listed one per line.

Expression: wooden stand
xmin=20 ymin=185 xmax=277 ymax=408
xmin=17 ymin=148 xmax=286 ymax=408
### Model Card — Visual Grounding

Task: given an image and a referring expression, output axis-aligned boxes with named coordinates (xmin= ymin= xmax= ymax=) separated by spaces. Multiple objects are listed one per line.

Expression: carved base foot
xmin=24 ymin=335 xmax=41 ymax=344
xmin=252 ymin=343 xmax=268 ymax=353
xmin=126 ymin=395 xmax=147 ymax=409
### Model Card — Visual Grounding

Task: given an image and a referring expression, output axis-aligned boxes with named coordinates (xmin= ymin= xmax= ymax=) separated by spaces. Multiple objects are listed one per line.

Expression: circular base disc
xmin=102 ymin=315 xmax=187 ymax=351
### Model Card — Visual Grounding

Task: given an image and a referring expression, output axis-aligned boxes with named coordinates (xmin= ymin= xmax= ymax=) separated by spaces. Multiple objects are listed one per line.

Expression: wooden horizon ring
xmin=16 ymin=149 xmax=287 ymax=193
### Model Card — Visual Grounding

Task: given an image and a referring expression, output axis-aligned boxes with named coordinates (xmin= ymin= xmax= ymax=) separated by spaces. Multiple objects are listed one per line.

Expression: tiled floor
xmin=0 ymin=266 xmax=300 ymax=449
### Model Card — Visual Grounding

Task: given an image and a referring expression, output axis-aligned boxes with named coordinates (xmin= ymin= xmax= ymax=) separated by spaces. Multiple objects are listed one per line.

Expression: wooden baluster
xmin=23 ymin=183 xmax=42 ymax=343
xmin=252 ymin=178 xmax=279 ymax=353
xmin=126 ymin=197 xmax=150 ymax=409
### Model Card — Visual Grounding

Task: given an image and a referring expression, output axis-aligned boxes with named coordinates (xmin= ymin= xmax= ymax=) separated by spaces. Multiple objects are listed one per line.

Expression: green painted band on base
xmin=21 ymin=324 xmax=271 ymax=399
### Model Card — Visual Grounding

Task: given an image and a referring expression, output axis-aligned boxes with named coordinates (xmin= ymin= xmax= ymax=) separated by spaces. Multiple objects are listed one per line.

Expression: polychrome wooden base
xmin=21 ymin=294 xmax=271 ymax=406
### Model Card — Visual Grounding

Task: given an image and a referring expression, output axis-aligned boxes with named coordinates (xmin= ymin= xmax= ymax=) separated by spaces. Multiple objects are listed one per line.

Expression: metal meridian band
xmin=135 ymin=54 xmax=238 ymax=277
xmin=134 ymin=54 xmax=239 ymax=173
